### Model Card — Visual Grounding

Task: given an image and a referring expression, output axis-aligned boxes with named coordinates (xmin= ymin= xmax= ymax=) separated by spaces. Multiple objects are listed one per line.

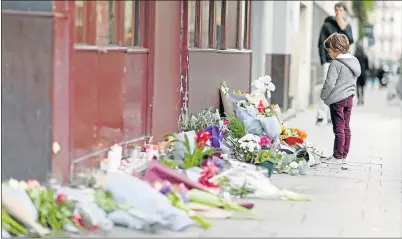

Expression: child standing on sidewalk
xmin=320 ymin=33 xmax=361 ymax=165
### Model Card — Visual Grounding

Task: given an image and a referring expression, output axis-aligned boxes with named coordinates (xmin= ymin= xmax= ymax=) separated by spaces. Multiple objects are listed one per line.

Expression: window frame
xmin=189 ymin=0 xmax=251 ymax=51
xmin=73 ymin=0 xmax=149 ymax=50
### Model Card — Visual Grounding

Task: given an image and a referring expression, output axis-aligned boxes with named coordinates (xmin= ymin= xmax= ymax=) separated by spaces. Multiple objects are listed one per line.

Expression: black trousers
xmin=356 ymin=84 xmax=365 ymax=102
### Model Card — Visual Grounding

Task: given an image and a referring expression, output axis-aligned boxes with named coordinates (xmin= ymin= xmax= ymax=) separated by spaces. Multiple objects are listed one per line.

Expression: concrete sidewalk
xmin=109 ymin=88 xmax=401 ymax=237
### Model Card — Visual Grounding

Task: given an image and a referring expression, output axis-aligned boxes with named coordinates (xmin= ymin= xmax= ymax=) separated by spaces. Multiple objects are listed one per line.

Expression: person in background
xmin=316 ymin=2 xmax=354 ymax=125
xmin=320 ymin=33 xmax=361 ymax=166
xmin=354 ymin=44 xmax=369 ymax=105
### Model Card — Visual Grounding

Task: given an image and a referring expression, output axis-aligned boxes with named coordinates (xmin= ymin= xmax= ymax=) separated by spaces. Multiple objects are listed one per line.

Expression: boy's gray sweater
xmin=320 ymin=53 xmax=361 ymax=105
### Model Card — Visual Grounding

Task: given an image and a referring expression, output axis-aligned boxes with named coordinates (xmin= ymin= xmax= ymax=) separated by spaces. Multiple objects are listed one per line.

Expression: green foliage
xmin=255 ymin=148 xmax=282 ymax=164
xmin=227 ymin=116 xmax=247 ymax=139
xmin=94 ymin=189 xmax=131 ymax=213
xmin=173 ymin=134 xmax=216 ymax=169
xmin=159 ymin=158 xmax=178 ymax=169
xmin=352 ymin=0 xmax=374 ymax=39
xmin=179 ymin=107 xmax=220 ymax=132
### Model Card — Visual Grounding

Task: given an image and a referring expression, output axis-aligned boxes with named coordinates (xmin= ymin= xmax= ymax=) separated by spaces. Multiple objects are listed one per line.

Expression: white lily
xmin=267 ymin=82 xmax=276 ymax=92
xmin=289 ymin=161 xmax=299 ymax=169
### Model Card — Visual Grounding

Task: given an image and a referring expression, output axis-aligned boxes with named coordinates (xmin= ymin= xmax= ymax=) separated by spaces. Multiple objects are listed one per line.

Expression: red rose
xmin=56 ymin=193 xmax=68 ymax=203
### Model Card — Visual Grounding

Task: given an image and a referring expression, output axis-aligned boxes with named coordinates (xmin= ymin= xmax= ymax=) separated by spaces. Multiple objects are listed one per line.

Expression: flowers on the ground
xmin=255 ymin=148 xmax=283 ymax=164
xmin=259 ymin=136 xmax=272 ymax=148
xmin=289 ymin=161 xmax=299 ymax=169
xmin=172 ymin=132 xmax=216 ymax=169
xmin=153 ymin=181 xmax=212 ymax=229
xmin=236 ymin=134 xmax=262 ymax=164
xmin=294 ymin=128 xmax=308 ymax=140
xmin=23 ymin=180 xmax=77 ymax=232
xmin=220 ymin=81 xmax=229 ymax=95
xmin=236 ymin=100 xmax=251 ymax=108
xmin=179 ymin=107 xmax=221 ymax=132
xmin=196 ymin=130 xmax=211 ymax=148
xmin=198 ymin=161 xmax=220 ymax=188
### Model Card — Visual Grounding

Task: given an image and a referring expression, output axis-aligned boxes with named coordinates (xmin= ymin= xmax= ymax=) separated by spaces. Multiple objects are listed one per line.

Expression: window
xmin=188 ymin=1 xmax=196 ymax=48
xmin=95 ymin=1 xmax=117 ymax=45
xmin=188 ymin=0 xmax=251 ymax=50
xmin=124 ymin=0 xmax=143 ymax=46
xmin=243 ymin=0 xmax=251 ymax=49
xmin=215 ymin=1 xmax=223 ymax=49
xmin=75 ymin=1 xmax=85 ymax=44
xmin=201 ymin=1 xmax=210 ymax=48
xmin=73 ymin=0 xmax=149 ymax=48
xmin=226 ymin=1 xmax=238 ymax=49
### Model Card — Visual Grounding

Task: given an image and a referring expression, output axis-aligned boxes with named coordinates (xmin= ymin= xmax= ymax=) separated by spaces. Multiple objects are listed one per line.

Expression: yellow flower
xmin=261 ymin=152 xmax=269 ymax=158
xmin=281 ymin=124 xmax=286 ymax=133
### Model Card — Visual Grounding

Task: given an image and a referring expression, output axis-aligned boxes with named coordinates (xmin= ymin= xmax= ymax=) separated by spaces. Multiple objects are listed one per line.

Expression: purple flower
xmin=205 ymin=126 xmax=221 ymax=149
xmin=159 ymin=185 xmax=172 ymax=195
xmin=179 ymin=191 xmax=189 ymax=203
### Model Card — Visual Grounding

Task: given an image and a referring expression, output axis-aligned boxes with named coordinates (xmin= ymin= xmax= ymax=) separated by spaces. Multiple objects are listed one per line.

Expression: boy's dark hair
xmin=334 ymin=2 xmax=347 ymax=12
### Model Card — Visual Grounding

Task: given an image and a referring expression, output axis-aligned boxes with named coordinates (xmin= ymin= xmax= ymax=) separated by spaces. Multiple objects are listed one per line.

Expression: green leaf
xmin=183 ymin=134 xmax=192 ymax=154
xmin=201 ymin=148 xmax=216 ymax=157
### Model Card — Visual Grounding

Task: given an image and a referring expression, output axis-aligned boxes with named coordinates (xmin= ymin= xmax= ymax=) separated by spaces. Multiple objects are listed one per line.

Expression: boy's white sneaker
xmin=325 ymin=156 xmax=342 ymax=164
xmin=341 ymin=158 xmax=349 ymax=170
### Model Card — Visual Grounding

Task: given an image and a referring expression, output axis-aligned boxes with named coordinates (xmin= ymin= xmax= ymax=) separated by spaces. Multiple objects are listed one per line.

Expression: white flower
xmin=19 ymin=181 xmax=28 ymax=190
xmin=245 ymin=134 xmax=255 ymax=141
xmin=240 ymin=142 xmax=248 ymax=149
xmin=238 ymin=138 xmax=244 ymax=143
xmin=247 ymin=141 xmax=256 ymax=149
xmin=253 ymin=135 xmax=261 ymax=142
xmin=289 ymin=161 xmax=299 ymax=169
xmin=248 ymin=147 xmax=254 ymax=153
xmin=267 ymin=82 xmax=276 ymax=92
xmin=8 ymin=178 xmax=20 ymax=188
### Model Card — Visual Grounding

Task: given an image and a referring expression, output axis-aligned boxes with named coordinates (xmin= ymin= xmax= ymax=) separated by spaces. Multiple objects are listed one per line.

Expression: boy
xmin=320 ymin=33 xmax=361 ymax=165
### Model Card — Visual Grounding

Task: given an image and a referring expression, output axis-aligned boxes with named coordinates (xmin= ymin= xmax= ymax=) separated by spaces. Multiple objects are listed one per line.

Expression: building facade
xmin=372 ymin=1 xmax=402 ymax=65
xmin=1 ymin=0 xmax=252 ymax=182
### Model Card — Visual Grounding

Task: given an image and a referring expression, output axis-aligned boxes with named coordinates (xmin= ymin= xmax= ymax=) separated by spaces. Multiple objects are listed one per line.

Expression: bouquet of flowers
xmin=172 ymin=130 xmax=216 ymax=169
xmin=257 ymin=100 xmax=274 ymax=118
xmin=198 ymin=161 xmax=220 ymax=188
xmin=236 ymin=134 xmax=261 ymax=164
xmin=255 ymin=148 xmax=283 ymax=164
xmin=153 ymin=181 xmax=212 ymax=229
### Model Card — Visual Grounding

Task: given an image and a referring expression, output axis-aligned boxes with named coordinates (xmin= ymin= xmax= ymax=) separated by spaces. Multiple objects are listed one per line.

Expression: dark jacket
xmin=318 ymin=16 xmax=354 ymax=65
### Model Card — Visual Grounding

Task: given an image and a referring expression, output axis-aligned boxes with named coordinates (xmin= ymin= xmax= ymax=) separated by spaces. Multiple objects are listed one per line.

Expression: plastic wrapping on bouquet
xmin=107 ymin=145 xmax=123 ymax=172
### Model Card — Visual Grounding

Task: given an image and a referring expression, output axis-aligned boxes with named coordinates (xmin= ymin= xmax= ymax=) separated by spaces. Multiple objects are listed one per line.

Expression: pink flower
xmin=26 ymin=179 xmax=41 ymax=189
xmin=259 ymin=136 xmax=272 ymax=147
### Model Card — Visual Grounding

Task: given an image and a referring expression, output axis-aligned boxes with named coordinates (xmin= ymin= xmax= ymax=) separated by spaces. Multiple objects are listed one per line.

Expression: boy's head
xmin=334 ymin=2 xmax=347 ymax=19
xmin=324 ymin=33 xmax=350 ymax=59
